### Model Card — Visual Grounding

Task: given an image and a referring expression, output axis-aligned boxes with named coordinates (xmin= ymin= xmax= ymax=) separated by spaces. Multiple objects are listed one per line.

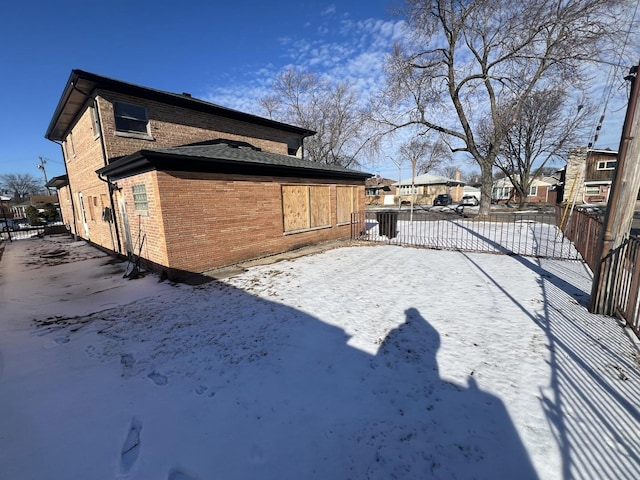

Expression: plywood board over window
xmin=309 ymin=186 xmax=331 ymax=227
xmin=282 ymin=185 xmax=331 ymax=233
xmin=337 ymin=186 xmax=356 ymax=225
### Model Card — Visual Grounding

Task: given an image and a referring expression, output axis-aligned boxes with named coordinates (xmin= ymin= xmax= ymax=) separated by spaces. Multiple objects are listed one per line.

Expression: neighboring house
xmin=491 ymin=176 xmax=558 ymax=204
xmin=0 ymin=195 xmax=11 ymax=220
xmin=365 ymin=176 xmax=394 ymax=205
xmin=45 ymin=70 xmax=369 ymax=280
xmin=394 ymin=173 xmax=465 ymax=205
xmin=562 ymin=147 xmax=618 ymax=204
xmin=11 ymin=194 xmax=60 ymax=219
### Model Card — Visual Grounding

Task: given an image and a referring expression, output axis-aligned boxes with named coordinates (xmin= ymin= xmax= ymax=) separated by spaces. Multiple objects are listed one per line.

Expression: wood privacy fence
xmin=554 ymin=205 xmax=603 ymax=271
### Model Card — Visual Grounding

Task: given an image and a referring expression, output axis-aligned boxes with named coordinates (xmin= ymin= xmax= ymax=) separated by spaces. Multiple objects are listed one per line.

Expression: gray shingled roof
xmin=98 ymin=140 xmax=370 ymax=180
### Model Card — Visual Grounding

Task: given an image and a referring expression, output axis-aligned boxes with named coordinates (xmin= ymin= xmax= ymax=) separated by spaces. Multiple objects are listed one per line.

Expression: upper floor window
xmin=287 ymin=138 xmax=302 ymax=157
xmin=596 ymin=160 xmax=616 ymax=170
xmin=68 ymin=132 xmax=76 ymax=157
xmin=114 ymin=102 xmax=149 ymax=135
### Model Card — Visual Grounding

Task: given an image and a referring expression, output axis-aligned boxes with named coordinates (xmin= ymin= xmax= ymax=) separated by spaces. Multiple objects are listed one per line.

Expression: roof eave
xmin=98 ymin=150 xmax=370 ymax=181
xmin=46 ymin=70 xmax=316 ymax=142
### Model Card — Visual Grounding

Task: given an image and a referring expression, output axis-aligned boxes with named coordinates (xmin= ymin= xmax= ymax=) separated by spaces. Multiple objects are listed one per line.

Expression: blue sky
xmin=0 ymin=0 xmax=631 ymax=186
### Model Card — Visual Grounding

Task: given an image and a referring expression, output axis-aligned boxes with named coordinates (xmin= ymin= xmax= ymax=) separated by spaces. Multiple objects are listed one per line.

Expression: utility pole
xmin=37 ymin=156 xmax=51 ymax=195
xmin=590 ymin=62 xmax=640 ymax=314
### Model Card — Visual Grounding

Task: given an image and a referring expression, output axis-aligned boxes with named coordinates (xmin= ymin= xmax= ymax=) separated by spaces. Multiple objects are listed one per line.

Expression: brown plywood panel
xmin=336 ymin=186 xmax=354 ymax=224
xmin=310 ymin=186 xmax=331 ymax=227
xmin=282 ymin=186 xmax=310 ymax=231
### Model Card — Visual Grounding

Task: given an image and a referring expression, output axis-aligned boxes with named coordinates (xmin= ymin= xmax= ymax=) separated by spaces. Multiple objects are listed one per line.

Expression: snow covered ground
xmin=1 ymin=235 xmax=639 ymax=479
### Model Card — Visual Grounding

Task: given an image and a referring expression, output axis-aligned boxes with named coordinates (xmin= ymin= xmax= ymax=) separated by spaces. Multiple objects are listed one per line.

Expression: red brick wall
xmin=96 ymin=91 xmax=299 ymax=160
xmin=114 ymin=170 xmax=364 ymax=274
xmin=59 ymin=90 xmax=307 ymax=257
xmin=61 ymin=100 xmax=115 ymax=247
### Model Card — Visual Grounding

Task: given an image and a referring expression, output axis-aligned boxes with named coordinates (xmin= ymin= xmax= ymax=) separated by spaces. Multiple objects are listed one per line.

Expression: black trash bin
xmin=376 ymin=210 xmax=398 ymax=239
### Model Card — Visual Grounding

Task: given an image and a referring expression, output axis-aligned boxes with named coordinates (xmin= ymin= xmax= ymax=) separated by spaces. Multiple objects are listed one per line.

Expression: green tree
xmin=25 ymin=206 xmax=43 ymax=226
xmin=41 ymin=203 xmax=60 ymax=222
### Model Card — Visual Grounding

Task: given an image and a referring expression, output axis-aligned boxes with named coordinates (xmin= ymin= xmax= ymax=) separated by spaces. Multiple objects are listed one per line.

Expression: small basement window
xmin=132 ymin=184 xmax=148 ymax=213
xmin=114 ymin=102 xmax=149 ymax=135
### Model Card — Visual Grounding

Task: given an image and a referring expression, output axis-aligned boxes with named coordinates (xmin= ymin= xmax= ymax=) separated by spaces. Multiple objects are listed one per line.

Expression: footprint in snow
xmin=168 ymin=468 xmax=198 ymax=480
xmin=148 ymin=371 xmax=168 ymax=386
xmin=120 ymin=417 xmax=142 ymax=474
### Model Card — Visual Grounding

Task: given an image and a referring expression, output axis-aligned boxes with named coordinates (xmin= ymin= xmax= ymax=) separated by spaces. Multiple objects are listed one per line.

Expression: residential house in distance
xmin=491 ymin=176 xmax=559 ymax=204
xmin=365 ymin=176 xmax=395 ymax=206
xmin=10 ymin=194 xmax=60 ymax=220
xmin=394 ymin=172 xmax=465 ymax=205
xmin=562 ymin=147 xmax=618 ymax=204
xmin=45 ymin=70 xmax=369 ymax=281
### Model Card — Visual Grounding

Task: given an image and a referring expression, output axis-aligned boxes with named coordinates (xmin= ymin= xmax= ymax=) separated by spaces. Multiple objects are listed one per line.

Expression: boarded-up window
xmin=336 ymin=186 xmax=356 ymax=224
xmin=282 ymin=185 xmax=331 ymax=233
xmin=88 ymin=196 xmax=95 ymax=221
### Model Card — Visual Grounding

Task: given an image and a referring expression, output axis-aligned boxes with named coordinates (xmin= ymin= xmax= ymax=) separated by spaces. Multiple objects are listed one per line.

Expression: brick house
xmin=562 ymin=147 xmax=618 ymax=204
xmin=45 ymin=70 xmax=369 ymax=280
xmin=492 ymin=176 xmax=559 ymax=204
xmin=365 ymin=176 xmax=395 ymax=205
xmin=395 ymin=173 xmax=465 ymax=205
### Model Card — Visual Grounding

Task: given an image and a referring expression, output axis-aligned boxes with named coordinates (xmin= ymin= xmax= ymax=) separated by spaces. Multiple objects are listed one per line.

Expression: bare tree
xmin=378 ymin=0 xmax=629 ymax=215
xmin=399 ymin=136 xmax=451 ymax=179
xmin=492 ymin=88 xmax=593 ymax=208
xmin=435 ymin=165 xmax=461 ymax=180
xmin=261 ymin=67 xmax=373 ymax=169
xmin=0 ymin=173 xmax=44 ymax=202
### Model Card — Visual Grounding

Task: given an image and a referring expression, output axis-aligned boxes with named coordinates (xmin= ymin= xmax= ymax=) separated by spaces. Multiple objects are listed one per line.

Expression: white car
xmin=459 ymin=195 xmax=480 ymax=206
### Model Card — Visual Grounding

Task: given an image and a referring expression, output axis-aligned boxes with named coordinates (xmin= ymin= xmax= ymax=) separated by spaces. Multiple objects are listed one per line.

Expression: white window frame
xmin=596 ymin=160 xmax=616 ymax=170
xmin=529 ymin=185 xmax=538 ymax=196
xmin=492 ymin=186 xmax=510 ymax=199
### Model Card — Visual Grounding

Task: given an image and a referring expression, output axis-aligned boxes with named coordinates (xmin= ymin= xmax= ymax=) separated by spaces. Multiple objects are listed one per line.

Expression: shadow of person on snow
xmin=206 ymin=304 xmax=539 ymax=479
xmin=369 ymin=307 xmax=538 ymax=479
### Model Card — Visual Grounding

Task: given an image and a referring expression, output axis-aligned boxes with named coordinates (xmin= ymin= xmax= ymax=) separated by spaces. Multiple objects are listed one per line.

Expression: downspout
xmin=97 ymin=172 xmax=122 ymax=254
xmin=93 ymin=98 xmax=123 ymax=255
xmin=53 ymin=139 xmax=78 ymax=240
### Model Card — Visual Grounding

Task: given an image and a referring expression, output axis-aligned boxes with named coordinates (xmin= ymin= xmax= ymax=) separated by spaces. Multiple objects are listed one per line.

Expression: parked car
xmin=0 ymin=219 xmax=16 ymax=232
xmin=460 ymin=195 xmax=480 ymax=206
xmin=433 ymin=194 xmax=453 ymax=206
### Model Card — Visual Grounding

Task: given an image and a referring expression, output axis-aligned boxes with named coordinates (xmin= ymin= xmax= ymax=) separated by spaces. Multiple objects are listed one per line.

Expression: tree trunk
xmin=478 ymin=162 xmax=493 ymax=216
